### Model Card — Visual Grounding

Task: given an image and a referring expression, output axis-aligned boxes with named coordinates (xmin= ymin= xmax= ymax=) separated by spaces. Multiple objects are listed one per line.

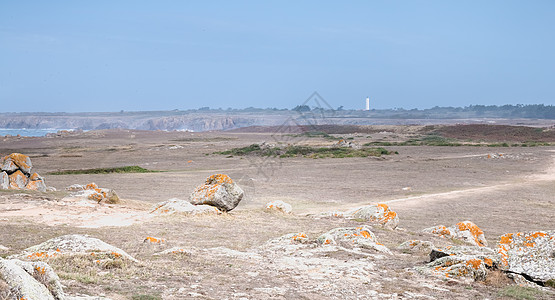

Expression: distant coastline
xmin=0 ymin=128 xmax=68 ymax=137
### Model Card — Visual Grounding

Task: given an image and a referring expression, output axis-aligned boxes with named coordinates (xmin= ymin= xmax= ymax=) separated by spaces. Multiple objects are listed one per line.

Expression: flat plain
xmin=1 ymin=125 xmax=554 ymax=299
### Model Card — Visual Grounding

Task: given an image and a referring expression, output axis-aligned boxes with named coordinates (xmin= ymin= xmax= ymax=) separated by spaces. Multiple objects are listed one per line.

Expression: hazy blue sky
xmin=1 ymin=1 xmax=554 ymax=112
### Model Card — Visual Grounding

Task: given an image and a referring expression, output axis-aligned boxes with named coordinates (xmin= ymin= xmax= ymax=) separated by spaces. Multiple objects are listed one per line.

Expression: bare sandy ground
xmin=0 ymin=128 xmax=554 ymax=299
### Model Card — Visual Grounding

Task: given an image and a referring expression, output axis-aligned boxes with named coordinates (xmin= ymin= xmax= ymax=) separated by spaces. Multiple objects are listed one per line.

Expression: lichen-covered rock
xmin=151 ymin=198 xmax=221 ymax=215
xmin=189 ymin=174 xmax=244 ymax=212
xmin=265 ymin=200 xmax=292 ymax=213
xmin=26 ymin=179 xmax=47 ymax=192
xmin=0 ymin=258 xmax=63 ymax=300
xmin=16 ymin=234 xmax=137 ymax=263
xmin=497 ymin=231 xmax=555 ymax=283
xmin=65 ymin=184 xmax=120 ymax=204
xmin=8 ymin=170 xmax=29 ymax=189
xmin=2 ymin=153 xmax=33 ymax=174
xmin=14 ymin=260 xmax=65 ymax=299
xmin=0 ymin=171 xmax=8 ymax=189
xmin=327 ymin=203 xmax=399 ymax=229
xmin=451 ymin=221 xmax=487 ymax=247
xmin=316 ymin=225 xmax=391 ymax=254
xmin=423 ymin=221 xmax=487 ymax=247
xmin=418 ymin=245 xmax=499 ymax=281
xmin=397 ymin=240 xmax=434 ymax=253
xmin=422 ymin=255 xmax=492 ymax=281
xmin=0 ymin=258 xmax=55 ymax=300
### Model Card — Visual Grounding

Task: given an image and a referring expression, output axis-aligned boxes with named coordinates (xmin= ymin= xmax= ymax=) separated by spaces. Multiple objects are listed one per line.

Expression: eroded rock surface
xmin=65 ymin=183 xmax=120 ymax=204
xmin=265 ymin=200 xmax=292 ymax=213
xmin=151 ymin=198 xmax=221 ymax=215
xmin=326 ymin=203 xmax=399 ymax=229
xmin=423 ymin=221 xmax=487 ymax=247
xmin=15 ymin=234 xmax=137 ymax=263
xmin=497 ymin=230 xmax=555 ymax=283
xmin=189 ymin=174 xmax=244 ymax=212
xmin=0 ymin=258 xmax=64 ymax=300
xmin=316 ymin=226 xmax=392 ymax=254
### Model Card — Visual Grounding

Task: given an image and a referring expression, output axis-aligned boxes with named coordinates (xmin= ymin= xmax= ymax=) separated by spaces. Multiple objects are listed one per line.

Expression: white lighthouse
xmin=365 ymin=97 xmax=370 ymax=111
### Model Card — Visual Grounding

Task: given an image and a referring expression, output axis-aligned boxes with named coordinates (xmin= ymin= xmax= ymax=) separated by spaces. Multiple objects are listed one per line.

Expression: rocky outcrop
xmin=326 ymin=203 xmax=399 ymax=230
xmin=423 ymin=221 xmax=487 ymax=247
xmin=397 ymin=240 xmax=434 ymax=253
xmin=0 ymin=258 xmax=64 ymax=300
xmin=1 ymin=153 xmax=47 ymax=192
xmin=265 ymin=200 xmax=292 ymax=213
xmin=189 ymin=174 xmax=244 ymax=212
xmin=65 ymin=183 xmax=120 ymax=204
xmin=419 ymin=245 xmax=499 ymax=281
xmin=316 ymin=226 xmax=391 ymax=254
xmin=15 ymin=234 xmax=137 ymax=263
xmin=497 ymin=231 xmax=555 ymax=283
xmin=151 ymin=198 xmax=221 ymax=215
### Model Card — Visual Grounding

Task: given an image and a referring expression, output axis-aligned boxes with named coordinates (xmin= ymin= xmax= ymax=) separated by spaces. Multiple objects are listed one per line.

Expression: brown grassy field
xmin=0 ymin=125 xmax=554 ymax=299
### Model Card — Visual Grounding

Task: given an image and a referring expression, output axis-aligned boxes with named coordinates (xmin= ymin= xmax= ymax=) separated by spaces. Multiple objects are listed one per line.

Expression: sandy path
xmin=319 ymin=149 xmax=555 ymax=211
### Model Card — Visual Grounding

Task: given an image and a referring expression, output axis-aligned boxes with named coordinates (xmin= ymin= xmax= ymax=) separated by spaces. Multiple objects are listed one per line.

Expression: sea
xmin=0 ymin=128 xmax=66 ymax=137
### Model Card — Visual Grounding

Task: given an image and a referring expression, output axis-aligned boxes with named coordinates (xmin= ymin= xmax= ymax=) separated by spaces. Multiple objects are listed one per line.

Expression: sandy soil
xmin=0 ymin=128 xmax=554 ymax=299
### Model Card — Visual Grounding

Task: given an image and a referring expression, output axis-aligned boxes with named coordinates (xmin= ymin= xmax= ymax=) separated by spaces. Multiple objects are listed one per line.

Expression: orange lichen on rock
xmin=85 ymin=183 xmax=98 ymax=190
xmin=456 ymin=221 xmax=486 ymax=247
xmin=431 ymin=226 xmax=451 ymax=237
xmin=206 ymin=174 xmax=233 ymax=185
xmin=8 ymin=170 xmax=28 ymax=189
xmin=292 ymin=233 xmax=307 ymax=242
xmin=144 ymin=236 xmax=165 ymax=244
xmin=2 ymin=153 xmax=32 ymax=172
xmin=465 ymin=259 xmax=483 ymax=270
xmin=484 ymin=258 xmax=493 ymax=267
xmin=34 ymin=266 xmax=46 ymax=275
xmin=27 ymin=252 xmax=50 ymax=259
xmin=110 ymin=252 xmax=122 ymax=258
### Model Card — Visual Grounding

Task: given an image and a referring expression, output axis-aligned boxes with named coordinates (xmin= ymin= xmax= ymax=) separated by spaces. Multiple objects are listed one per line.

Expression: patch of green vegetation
xmin=132 ymin=295 xmax=162 ymax=300
xmin=48 ymin=165 xmax=158 ymax=175
xmin=364 ymin=134 xmax=553 ymax=147
xmin=215 ymin=144 xmax=282 ymax=156
xmin=545 ymin=279 xmax=555 ymax=288
xmin=215 ymin=144 xmax=392 ymax=158
xmin=280 ymin=145 xmax=390 ymax=158
xmin=498 ymin=286 xmax=543 ymax=300
xmin=289 ymin=131 xmax=339 ymax=140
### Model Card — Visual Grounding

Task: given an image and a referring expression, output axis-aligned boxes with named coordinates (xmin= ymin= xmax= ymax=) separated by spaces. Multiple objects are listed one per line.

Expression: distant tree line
xmin=186 ymin=104 xmax=554 ymax=119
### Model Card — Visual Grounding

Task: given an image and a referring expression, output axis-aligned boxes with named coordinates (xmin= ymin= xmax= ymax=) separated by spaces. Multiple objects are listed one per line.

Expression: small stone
xmin=265 ymin=200 xmax=292 ymax=213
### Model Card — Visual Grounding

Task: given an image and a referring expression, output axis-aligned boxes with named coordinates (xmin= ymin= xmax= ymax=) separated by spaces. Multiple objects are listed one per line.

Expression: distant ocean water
xmin=0 ymin=128 xmax=66 ymax=137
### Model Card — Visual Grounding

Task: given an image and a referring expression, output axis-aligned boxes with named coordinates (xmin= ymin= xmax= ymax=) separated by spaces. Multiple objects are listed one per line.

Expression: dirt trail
xmin=326 ymin=150 xmax=555 ymax=211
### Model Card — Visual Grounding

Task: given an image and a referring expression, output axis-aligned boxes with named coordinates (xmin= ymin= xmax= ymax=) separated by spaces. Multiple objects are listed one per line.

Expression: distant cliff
xmin=1 ymin=106 xmax=553 ymax=132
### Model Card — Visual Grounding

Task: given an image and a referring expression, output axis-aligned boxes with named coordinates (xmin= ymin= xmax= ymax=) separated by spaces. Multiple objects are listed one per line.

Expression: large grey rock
xmin=1 ymin=153 xmax=33 ymax=174
xmin=497 ymin=230 xmax=555 ymax=283
xmin=189 ymin=174 xmax=244 ymax=212
xmin=0 ymin=258 xmax=61 ymax=300
xmin=0 ymin=171 xmax=8 ymax=189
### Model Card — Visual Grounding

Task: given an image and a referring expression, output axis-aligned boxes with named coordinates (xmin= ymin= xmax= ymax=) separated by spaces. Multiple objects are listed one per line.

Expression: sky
xmin=1 ymin=1 xmax=554 ymax=112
